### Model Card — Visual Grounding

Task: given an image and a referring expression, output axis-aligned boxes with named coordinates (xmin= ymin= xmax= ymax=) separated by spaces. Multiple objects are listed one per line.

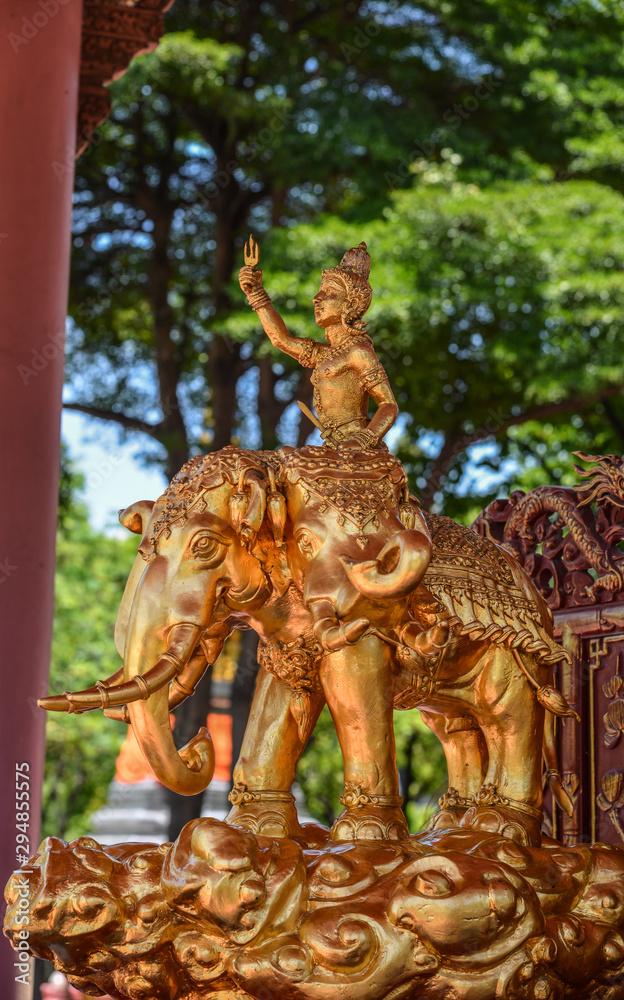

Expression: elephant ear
xmin=119 ymin=500 xmax=155 ymax=535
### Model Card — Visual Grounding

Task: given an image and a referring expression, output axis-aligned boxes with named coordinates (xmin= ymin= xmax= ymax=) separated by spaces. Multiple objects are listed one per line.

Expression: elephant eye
xmin=296 ymin=530 xmax=319 ymax=559
xmin=189 ymin=533 xmax=225 ymax=563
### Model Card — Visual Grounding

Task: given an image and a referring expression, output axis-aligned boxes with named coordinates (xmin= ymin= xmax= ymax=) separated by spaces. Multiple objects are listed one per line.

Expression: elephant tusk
xmin=160 ymin=627 xmax=227 ymax=714
xmin=105 ymin=637 xmax=229 ymax=721
xmin=104 ymin=705 xmax=130 ymax=723
xmin=168 ymin=648 xmax=214 ymax=708
xmin=39 ymin=658 xmax=183 ymax=714
xmin=38 ymin=666 xmax=125 ymax=714
xmin=70 ymin=627 xmax=229 ymax=722
xmin=38 ymin=623 xmax=203 ymax=715
xmin=314 ymin=618 xmax=371 ymax=651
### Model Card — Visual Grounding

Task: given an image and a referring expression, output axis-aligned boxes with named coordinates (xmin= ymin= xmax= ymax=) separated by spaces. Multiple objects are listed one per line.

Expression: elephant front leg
xmin=320 ymin=634 xmax=408 ymax=842
xmin=227 ymin=667 xmax=325 ymax=838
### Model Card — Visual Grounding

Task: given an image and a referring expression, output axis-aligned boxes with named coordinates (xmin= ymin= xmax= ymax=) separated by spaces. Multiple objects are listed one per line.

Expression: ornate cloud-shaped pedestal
xmin=5 ymin=816 xmax=624 ymax=1000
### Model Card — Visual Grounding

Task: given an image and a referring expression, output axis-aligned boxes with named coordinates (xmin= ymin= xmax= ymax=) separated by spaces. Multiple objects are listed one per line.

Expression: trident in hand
xmin=244 ymin=233 xmax=260 ymax=268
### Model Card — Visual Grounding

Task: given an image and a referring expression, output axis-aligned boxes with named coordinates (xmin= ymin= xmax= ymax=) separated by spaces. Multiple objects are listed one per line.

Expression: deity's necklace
xmin=314 ymin=335 xmax=368 ymax=373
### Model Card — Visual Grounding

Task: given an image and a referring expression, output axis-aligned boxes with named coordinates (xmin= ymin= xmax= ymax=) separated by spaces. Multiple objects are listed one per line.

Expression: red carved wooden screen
xmin=472 ymin=453 xmax=624 ymax=846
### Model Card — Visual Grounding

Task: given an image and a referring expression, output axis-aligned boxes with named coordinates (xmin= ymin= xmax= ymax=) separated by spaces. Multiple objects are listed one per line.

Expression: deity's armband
xmin=360 ymin=362 xmax=388 ymax=393
xmin=299 ymin=340 xmax=322 ymax=368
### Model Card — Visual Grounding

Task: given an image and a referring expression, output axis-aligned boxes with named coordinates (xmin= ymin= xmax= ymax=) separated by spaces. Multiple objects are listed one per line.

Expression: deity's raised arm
xmin=239 ymin=235 xmax=399 ymax=450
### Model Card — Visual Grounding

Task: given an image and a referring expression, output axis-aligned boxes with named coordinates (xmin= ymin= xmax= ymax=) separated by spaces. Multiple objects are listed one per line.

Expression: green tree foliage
xmin=43 ymin=468 xmax=135 ymax=840
xmin=410 ymin=0 xmax=624 ymax=190
xmin=65 ymin=1 xmax=624 ymax=487
xmin=394 ymin=710 xmax=449 ymax=832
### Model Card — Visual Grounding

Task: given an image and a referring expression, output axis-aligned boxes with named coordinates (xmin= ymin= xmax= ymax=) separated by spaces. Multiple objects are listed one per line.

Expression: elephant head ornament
xmin=275 ymin=445 xmax=432 ymax=648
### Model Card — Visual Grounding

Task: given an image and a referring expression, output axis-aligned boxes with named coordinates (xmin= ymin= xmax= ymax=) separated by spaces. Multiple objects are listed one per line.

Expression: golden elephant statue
xmin=40 ymin=445 xmax=576 ymax=845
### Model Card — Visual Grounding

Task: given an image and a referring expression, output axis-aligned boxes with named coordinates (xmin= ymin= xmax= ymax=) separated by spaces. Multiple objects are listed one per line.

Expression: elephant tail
xmin=511 ymin=649 xmax=577 ymax=819
xmin=542 ymin=708 xmax=574 ymax=818
xmin=511 ymin=649 xmax=580 ymax=720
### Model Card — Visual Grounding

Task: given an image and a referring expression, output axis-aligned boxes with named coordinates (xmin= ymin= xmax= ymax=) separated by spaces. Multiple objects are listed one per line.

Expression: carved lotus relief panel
xmin=592 ymin=642 xmax=624 ymax=842
xmin=597 ymin=769 xmax=624 ymax=841
xmin=603 ymin=654 xmax=624 ymax=749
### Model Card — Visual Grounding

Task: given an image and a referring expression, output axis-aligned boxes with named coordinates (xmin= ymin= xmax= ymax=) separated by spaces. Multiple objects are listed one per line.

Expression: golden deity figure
xmin=5 ymin=238 xmax=624 ymax=1000
xmin=239 ymin=235 xmax=398 ymax=450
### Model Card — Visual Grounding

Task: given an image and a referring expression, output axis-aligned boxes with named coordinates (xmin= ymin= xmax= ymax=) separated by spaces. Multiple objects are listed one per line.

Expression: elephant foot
xmin=331 ymin=785 xmax=408 ymax=842
xmin=458 ymin=784 xmax=543 ymax=847
xmin=226 ymin=785 xmax=303 ymax=838
xmin=426 ymin=787 xmax=471 ymax=833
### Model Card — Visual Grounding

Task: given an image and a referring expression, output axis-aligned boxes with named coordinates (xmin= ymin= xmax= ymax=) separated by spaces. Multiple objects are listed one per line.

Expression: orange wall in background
xmin=115 ymin=714 xmax=233 ymax=786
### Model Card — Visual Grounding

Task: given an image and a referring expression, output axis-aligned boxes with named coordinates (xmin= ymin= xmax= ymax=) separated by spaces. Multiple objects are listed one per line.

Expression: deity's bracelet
xmin=355 ymin=428 xmax=378 ymax=449
xmin=247 ymin=289 xmax=272 ymax=311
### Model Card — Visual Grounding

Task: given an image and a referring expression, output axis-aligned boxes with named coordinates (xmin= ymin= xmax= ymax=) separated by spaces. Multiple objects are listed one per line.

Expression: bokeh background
xmin=48 ymin=0 xmax=624 ymax=848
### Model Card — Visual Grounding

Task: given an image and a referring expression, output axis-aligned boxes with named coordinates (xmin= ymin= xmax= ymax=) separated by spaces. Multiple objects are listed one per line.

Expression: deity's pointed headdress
xmin=339 ymin=241 xmax=371 ymax=281
xmin=322 ymin=241 xmax=373 ymax=336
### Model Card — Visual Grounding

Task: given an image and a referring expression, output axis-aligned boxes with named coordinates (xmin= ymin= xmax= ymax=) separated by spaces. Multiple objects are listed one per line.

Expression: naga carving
xmin=473 ymin=452 xmax=624 ymax=609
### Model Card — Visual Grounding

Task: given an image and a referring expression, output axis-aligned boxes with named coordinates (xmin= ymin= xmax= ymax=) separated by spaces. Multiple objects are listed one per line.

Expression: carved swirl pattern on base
xmin=5 ymin=820 xmax=624 ymax=1000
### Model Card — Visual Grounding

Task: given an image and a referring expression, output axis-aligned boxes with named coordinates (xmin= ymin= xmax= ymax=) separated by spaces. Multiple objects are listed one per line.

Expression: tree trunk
xmin=259 ymin=356 xmax=289 ymax=449
xmin=207 ymin=177 xmax=251 ymax=450
xmin=602 ymin=397 xmax=624 ymax=448
xmin=420 ymin=432 xmax=462 ymax=511
xmin=272 ymin=185 xmax=286 ymax=227
xmin=149 ymin=207 xmax=190 ymax=481
xmin=210 ymin=334 xmax=242 ymax=451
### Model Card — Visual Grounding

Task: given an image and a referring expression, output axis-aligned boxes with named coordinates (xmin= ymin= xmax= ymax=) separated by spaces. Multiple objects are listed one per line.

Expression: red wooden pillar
xmin=0 ymin=2 xmax=82 ymax=996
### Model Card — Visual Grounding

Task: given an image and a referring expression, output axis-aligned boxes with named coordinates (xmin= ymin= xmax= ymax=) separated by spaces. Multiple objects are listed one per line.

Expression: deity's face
xmin=313 ymin=276 xmax=347 ymax=330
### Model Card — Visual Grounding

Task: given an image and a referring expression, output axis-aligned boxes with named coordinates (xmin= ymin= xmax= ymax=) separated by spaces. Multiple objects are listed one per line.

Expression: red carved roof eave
xmin=76 ymin=0 xmax=175 ymax=158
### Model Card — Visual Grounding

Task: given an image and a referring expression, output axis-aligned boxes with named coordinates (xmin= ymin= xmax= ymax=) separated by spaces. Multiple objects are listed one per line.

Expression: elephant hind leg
xmin=420 ymin=709 xmax=487 ymax=802
xmin=461 ymin=647 xmax=545 ymax=845
xmin=420 ymin=709 xmax=487 ymax=832
xmin=477 ymin=667 xmax=544 ymax=809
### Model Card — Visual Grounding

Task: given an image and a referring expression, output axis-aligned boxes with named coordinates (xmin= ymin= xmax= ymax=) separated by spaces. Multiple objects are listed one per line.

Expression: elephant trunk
xmin=126 ymin=620 xmax=215 ymax=795
xmin=313 ymin=616 xmax=370 ymax=652
xmin=340 ymin=529 xmax=431 ymax=601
